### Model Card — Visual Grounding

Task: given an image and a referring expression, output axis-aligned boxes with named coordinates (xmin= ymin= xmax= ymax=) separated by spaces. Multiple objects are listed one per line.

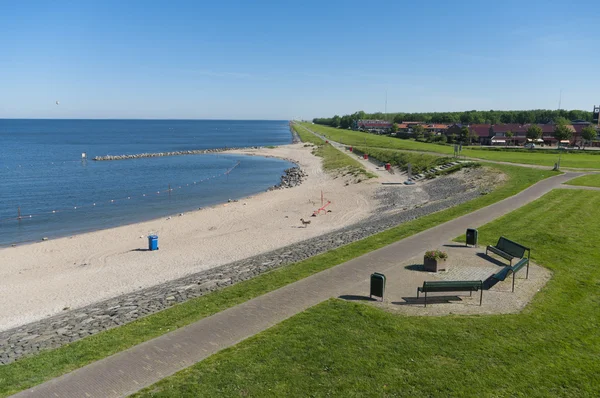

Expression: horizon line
xmin=0 ymin=118 xmax=291 ymax=121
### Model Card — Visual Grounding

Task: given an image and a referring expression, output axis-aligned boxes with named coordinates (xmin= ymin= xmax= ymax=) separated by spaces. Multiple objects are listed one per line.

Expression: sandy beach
xmin=0 ymin=143 xmax=381 ymax=331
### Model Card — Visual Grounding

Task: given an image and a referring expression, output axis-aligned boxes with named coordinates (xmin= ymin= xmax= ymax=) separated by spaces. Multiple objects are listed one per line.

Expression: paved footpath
xmin=294 ymin=124 xmax=408 ymax=183
xmin=557 ymin=184 xmax=600 ymax=191
xmin=14 ymin=172 xmax=583 ymax=398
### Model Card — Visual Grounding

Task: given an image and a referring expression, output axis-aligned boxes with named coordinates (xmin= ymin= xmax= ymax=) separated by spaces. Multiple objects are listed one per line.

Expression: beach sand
xmin=0 ymin=144 xmax=379 ymax=331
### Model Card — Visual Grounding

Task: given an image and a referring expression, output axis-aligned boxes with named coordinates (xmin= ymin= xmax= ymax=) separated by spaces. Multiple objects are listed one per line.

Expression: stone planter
xmin=423 ymin=257 xmax=447 ymax=272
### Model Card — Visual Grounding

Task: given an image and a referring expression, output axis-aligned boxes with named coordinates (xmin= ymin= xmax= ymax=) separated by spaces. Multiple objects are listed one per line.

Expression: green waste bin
xmin=370 ymin=272 xmax=386 ymax=301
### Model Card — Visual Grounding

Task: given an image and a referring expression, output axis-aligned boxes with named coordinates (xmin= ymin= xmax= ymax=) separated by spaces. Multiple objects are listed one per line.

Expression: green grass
xmin=354 ymin=146 xmax=452 ymax=173
xmin=292 ymin=123 xmax=325 ymax=146
xmin=301 ymin=122 xmax=455 ymax=154
xmin=301 ymin=122 xmax=600 ymax=169
xmin=314 ymin=144 xmax=376 ymax=178
xmin=0 ymin=164 xmax=556 ymax=397
xmin=564 ymin=173 xmax=600 ymax=187
xmin=134 ymin=189 xmax=600 ymax=397
xmin=292 ymin=124 xmax=375 ymax=178
xmin=460 ymin=148 xmax=600 ymax=169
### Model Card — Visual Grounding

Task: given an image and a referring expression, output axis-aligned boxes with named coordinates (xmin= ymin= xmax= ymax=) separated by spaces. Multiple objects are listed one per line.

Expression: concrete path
xmin=557 ymin=184 xmax=600 ymax=191
xmin=295 ymin=124 xmax=408 ymax=184
xmin=14 ymin=172 xmax=582 ymax=398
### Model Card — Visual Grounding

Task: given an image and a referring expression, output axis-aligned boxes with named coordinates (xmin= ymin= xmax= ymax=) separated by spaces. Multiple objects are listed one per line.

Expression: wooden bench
xmin=486 ymin=236 xmax=530 ymax=266
xmin=417 ymin=280 xmax=483 ymax=307
xmin=491 ymin=258 xmax=530 ymax=292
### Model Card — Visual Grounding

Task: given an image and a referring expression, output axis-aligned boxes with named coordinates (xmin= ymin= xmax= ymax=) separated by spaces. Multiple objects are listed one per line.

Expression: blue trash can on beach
xmin=148 ymin=235 xmax=159 ymax=251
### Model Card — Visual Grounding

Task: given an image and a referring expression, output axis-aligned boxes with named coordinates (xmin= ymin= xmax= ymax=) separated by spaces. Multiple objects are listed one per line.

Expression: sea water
xmin=0 ymin=119 xmax=293 ymax=246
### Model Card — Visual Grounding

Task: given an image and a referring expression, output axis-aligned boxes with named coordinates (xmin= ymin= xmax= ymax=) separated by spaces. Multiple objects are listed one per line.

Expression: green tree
xmin=458 ymin=126 xmax=470 ymax=143
xmin=412 ymin=124 xmax=425 ymax=140
xmin=505 ymin=131 xmax=514 ymax=147
xmin=424 ymin=130 xmax=434 ymax=142
xmin=330 ymin=115 xmax=341 ymax=128
xmin=391 ymin=123 xmax=398 ymax=134
xmin=580 ymin=126 xmax=598 ymax=149
xmin=470 ymin=129 xmax=480 ymax=145
xmin=526 ymin=125 xmax=543 ymax=143
xmin=553 ymin=123 xmax=573 ymax=146
xmin=340 ymin=115 xmax=352 ymax=129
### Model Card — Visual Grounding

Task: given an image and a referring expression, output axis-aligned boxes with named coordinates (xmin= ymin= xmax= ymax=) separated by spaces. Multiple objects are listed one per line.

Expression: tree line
xmin=312 ymin=109 xmax=594 ymax=127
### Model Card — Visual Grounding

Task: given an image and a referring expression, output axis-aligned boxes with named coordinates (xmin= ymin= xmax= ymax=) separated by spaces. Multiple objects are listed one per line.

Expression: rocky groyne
xmin=93 ymin=147 xmax=260 ymax=161
xmin=268 ymin=167 xmax=307 ymax=190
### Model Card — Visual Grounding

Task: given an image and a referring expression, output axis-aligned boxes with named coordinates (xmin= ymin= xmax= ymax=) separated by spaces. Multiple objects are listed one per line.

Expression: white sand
xmin=0 ymin=144 xmax=380 ymax=331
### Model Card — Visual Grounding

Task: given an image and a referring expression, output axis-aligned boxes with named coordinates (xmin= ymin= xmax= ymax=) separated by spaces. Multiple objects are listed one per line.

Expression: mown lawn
xmin=292 ymin=124 xmax=375 ymax=178
xmin=135 ymin=189 xmax=600 ymax=397
xmin=0 ymin=164 xmax=557 ymax=396
xmin=563 ymin=173 xmax=600 ymax=187
xmin=301 ymin=123 xmax=600 ymax=169
xmin=461 ymin=148 xmax=600 ymax=169
xmin=301 ymin=122 xmax=454 ymax=154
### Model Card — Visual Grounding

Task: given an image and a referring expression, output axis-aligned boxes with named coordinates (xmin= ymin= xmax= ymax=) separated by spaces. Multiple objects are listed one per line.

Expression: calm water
xmin=0 ymin=120 xmax=293 ymax=246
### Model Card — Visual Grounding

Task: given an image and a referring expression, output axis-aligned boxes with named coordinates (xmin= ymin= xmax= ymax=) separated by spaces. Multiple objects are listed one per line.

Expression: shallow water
xmin=0 ymin=119 xmax=292 ymax=245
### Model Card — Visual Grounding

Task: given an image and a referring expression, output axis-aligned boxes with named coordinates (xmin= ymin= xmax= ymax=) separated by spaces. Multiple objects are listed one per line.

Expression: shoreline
xmin=0 ymin=166 xmax=499 ymax=363
xmin=0 ymin=152 xmax=299 ymax=249
xmin=0 ymin=143 xmax=378 ymax=331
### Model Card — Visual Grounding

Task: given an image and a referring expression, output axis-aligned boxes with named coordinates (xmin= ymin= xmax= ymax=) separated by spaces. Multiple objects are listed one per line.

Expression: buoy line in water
xmin=0 ymin=161 xmax=241 ymax=224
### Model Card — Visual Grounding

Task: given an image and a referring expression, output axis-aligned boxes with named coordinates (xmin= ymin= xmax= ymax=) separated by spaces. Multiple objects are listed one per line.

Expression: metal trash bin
xmin=466 ymin=228 xmax=478 ymax=247
xmin=148 ymin=235 xmax=159 ymax=251
xmin=370 ymin=272 xmax=386 ymax=301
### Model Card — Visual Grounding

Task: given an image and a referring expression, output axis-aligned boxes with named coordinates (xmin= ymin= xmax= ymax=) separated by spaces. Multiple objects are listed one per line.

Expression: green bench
xmin=486 ymin=236 xmax=530 ymax=266
xmin=491 ymin=258 xmax=530 ymax=292
xmin=417 ymin=280 xmax=483 ymax=307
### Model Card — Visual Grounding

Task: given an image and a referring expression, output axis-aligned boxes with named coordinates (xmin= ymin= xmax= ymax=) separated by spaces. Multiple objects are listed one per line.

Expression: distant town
xmin=313 ymin=106 xmax=600 ymax=148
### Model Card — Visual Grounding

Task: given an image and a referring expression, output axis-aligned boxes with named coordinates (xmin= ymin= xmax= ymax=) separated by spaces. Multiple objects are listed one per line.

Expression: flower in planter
xmin=424 ymin=250 xmax=448 ymax=261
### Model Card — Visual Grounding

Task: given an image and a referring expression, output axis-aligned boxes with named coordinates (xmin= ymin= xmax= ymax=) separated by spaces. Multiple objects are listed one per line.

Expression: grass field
xmin=353 ymin=146 xmax=451 ymax=173
xmin=134 ymin=189 xmax=600 ymax=397
xmin=291 ymin=124 xmax=375 ymax=178
xmin=564 ymin=173 xmax=600 ymax=187
xmin=0 ymin=165 xmax=557 ymax=397
xmin=301 ymin=122 xmax=454 ymax=154
xmin=301 ymin=123 xmax=600 ymax=169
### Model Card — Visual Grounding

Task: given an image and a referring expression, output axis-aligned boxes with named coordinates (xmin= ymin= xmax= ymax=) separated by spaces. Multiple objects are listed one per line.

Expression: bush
xmin=424 ymin=250 xmax=448 ymax=260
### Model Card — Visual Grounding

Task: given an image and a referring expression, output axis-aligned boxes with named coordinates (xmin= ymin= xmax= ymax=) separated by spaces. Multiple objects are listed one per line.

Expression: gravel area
xmin=0 ymin=171 xmax=491 ymax=364
xmin=368 ymin=245 xmax=551 ymax=316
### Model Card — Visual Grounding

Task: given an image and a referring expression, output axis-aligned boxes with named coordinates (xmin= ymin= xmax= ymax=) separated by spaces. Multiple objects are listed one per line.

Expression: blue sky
xmin=1 ymin=0 xmax=597 ymax=119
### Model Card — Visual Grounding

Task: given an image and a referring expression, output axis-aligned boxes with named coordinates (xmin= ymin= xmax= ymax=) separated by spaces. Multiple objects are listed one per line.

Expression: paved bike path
xmin=14 ymin=172 xmax=582 ymax=398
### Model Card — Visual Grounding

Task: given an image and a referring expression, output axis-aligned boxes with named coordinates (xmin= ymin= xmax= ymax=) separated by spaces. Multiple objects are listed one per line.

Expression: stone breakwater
xmin=0 ymin=177 xmax=482 ymax=364
xmin=92 ymin=147 xmax=260 ymax=161
xmin=268 ymin=167 xmax=307 ymax=191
